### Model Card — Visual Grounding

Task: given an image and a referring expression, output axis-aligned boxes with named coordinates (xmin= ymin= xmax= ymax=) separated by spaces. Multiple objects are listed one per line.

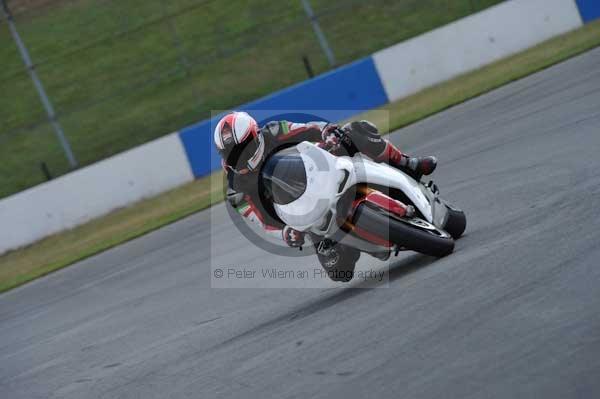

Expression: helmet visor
xmin=224 ymin=133 xmax=265 ymax=174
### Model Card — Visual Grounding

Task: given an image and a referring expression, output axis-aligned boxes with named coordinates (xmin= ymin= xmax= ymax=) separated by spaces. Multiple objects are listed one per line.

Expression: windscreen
xmin=261 ymin=150 xmax=307 ymax=205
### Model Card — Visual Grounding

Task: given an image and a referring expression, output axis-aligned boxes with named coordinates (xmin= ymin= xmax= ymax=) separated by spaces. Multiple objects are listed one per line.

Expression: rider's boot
xmin=315 ymin=239 xmax=360 ymax=283
xmin=375 ymin=140 xmax=437 ymax=181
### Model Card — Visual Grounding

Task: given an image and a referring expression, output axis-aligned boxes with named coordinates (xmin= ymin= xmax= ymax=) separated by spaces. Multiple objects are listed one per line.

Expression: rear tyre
xmin=443 ymin=207 xmax=466 ymax=239
xmin=353 ymin=204 xmax=454 ymax=257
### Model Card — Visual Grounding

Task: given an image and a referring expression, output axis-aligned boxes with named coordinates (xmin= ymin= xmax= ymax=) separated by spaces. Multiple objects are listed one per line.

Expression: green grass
xmin=2 ymin=12 xmax=599 ymax=294
xmin=0 ymin=0 xmax=503 ymax=199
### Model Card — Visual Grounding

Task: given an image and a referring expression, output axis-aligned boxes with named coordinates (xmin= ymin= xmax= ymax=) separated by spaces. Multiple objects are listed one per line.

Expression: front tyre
xmin=353 ymin=204 xmax=454 ymax=257
xmin=443 ymin=206 xmax=467 ymax=239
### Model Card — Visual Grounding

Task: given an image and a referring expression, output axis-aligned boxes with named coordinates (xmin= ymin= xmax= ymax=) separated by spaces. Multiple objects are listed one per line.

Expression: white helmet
xmin=214 ymin=111 xmax=264 ymax=173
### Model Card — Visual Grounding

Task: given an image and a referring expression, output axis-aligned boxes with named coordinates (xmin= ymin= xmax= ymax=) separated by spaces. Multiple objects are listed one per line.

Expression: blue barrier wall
xmin=179 ymin=56 xmax=388 ymax=178
xmin=575 ymin=0 xmax=600 ymax=22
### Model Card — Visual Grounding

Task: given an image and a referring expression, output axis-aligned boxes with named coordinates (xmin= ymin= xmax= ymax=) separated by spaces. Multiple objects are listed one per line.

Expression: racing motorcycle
xmin=260 ymin=138 xmax=466 ymax=281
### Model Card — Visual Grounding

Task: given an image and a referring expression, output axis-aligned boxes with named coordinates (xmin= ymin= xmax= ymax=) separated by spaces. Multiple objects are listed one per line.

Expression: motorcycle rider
xmin=214 ymin=111 xmax=437 ymax=281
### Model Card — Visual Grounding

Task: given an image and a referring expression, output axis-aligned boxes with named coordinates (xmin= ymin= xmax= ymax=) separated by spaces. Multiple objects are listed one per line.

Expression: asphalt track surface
xmin=2 ymin=48 xmax=600 ymax=399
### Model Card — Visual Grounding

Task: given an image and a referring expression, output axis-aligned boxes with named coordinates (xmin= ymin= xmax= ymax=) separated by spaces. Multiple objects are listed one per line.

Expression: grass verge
xmin=0 ymin=174 xmax=224 ymax=293
xmin=1 ymin=20 xmax=600 ymax=293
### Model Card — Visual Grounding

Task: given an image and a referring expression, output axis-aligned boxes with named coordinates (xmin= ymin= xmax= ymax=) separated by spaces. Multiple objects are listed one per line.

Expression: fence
xmin=0 ymin=0 xmax=504 ymax=199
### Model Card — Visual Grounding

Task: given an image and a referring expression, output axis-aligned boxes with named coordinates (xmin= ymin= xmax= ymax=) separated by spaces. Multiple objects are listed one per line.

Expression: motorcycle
xmin=259 ymin=138 xmax=466 ymax=282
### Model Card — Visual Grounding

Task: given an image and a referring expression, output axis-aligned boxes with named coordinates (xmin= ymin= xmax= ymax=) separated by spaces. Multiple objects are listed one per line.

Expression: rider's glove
xmin=320 ymin=124 xmax=341 ymax=152
xmin=283 ymin=226 xmax=305 ymax=248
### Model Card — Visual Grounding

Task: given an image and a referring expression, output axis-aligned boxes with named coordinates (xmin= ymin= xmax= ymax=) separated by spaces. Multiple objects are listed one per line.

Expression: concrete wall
xmin=0 ymin=133 xmax=193 ymax=254
xmin=372 ymin=0 xmax=583 ymax=102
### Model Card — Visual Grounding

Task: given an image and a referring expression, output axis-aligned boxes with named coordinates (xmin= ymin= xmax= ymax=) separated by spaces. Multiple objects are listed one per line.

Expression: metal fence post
xmin=1 ymin=0 xmax=78 ymax=168
xmin=300 ymin=0 xmax=336 ymax=67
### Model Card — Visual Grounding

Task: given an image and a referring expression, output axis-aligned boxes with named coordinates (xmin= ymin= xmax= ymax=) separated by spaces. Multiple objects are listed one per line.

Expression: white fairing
xmin=274 ymin=142 xmax=434 ymax=235
xmin=352 ymin=154 xmax=433 ymax=221
xmin=273 ymin=142 xmax=349 ymax=232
